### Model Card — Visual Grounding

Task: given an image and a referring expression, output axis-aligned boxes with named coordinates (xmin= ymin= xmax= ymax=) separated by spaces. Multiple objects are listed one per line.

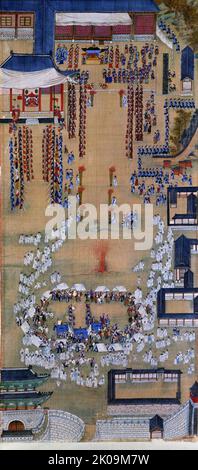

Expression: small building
xmin=190 ymin=382 xmax=198 ymax=404
xmin=174 ymin=235 xmax=191 ymax=281
xmin=108 ymin=368 xmax=182 ymax=406
xmin=181 ymin=46 xmax=194 ymax=95
xmin=184 ymin=270 xmax=194 ymax=289
xmin=187 ymin=193 xmax=197 ymax=218
xmin=157 ymin=288 xmax=198 ymax=327
xmin=174 ymin=235 xmax=198 ymax=282
xmin=0 ymin=53 xmax=75 ymax=123
xmin=149 ymin=415 xmax=164 ymax=439
xmin=167 ymin=187 xmax=198 ymax=229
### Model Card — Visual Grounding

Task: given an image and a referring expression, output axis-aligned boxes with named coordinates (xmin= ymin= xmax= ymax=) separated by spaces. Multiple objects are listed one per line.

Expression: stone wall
xmin=2 ymin=409 xmax=44 ymax=431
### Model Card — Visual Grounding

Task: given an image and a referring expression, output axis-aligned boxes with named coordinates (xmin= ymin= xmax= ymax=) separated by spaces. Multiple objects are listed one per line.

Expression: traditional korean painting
xmin=0 ymin=0 xmax=198 ymax=444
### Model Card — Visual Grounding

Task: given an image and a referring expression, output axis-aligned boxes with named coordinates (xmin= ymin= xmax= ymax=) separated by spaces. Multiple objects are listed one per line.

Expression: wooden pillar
xmin=9 ymin=88 xmax=12 ymax=112
xmin=194 ymin=58 xmax=198 ymax=108
xmin=38 ymin=88 xmax=41 ymax=112
xmin=22 ymin=89 xmax=25 ymax=112
xmin=15 ymin=13 xmax=18 ymax=39
xmin=50 ymin=86 xmax=53 ymax=112
xmin=129 ymin=13 xmax=134 ymax=37
xmin=60 ymin=83 xmax=64 ymax=112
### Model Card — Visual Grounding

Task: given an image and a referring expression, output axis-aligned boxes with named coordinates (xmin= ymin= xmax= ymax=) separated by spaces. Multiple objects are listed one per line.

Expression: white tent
xmin=108 ymin=344 xmax=123 ymax=351
xmin=95 ymin=343 xmax=107 ymax=352
xmin=0 ymin=67 xmax=74 ymax=89
xmin=71 ymin=283 xmax=86 ymax=292
xmin=41 ymin=290 xmax=52 ymax=300
xmin=95 ymin=286 xmax=110 ymax=293
xmin=0 ymin=53 xmax=76 ymax=89
xmin=56 ymin=12 xmax=131 ymax=26
xmin=113 ymin=286 xmax=127 ymax=293
xmin=54 ymin=283 xmax=69 ymax=291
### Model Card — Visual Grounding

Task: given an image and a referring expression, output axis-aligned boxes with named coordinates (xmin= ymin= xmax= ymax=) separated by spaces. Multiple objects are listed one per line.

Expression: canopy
xmin=56 ymin=12 xmax=132 ymax=26
xmin=0 ymin=53 xmax=76 ymax=89
xmin=41 ymin=290 xmax=52 ymax=300
xmin=95 ymin=286 xmax=110 ymax=292
xmin=74 ymin=328 xmax=88 ymax=338
xmin=113 ymin=286 xmax=127 ymax=292
xmin=108 ymin=343 xmax=123 ymax=351
xmin=71 ymin=283 xmax=86 ymax=291
xmin=0 ymin=68 xmax=74 ymax=89
xmin=55 ymin=283 xmax=69 ymax=291
xmin=95 ymin=343 xmax=107 ymax=352
xmin=92 ymin=322 xmax=102 ymax=332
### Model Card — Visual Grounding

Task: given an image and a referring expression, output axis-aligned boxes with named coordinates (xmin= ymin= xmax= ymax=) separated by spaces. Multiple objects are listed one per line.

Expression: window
xmin=19 ymin=16 xmax=32 ymax=27
xmin=0 ymin=16 xmax=13 ymax=27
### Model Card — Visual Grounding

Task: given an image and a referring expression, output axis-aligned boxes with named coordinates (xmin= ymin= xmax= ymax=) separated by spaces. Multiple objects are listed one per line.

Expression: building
xmin=157 ymin=233 xmax=198 ymax=327
xmin=190 ymin=382 xmax=198 ymax=435
xmin=0 ymin=367 xmax=52 ymax=410
xmin=181 ymin=46 xmax=194 ymax=95
xmin=93 ymin=372 xmax=198 ymax=441
xmin=0 ymin=52 xmax=76 ymax=123
xmin=167 ymin=187 xmax=198 ymax=229
xmin=0 ymin=1 xmax=159 ymax=123
xmin=0 ymin=1 xmax=159 ymax=54
xmin=174 ymin=234 xmax=198 ymax=283
xmin=108 ymin=368 xmax=182 ymax=406
xmin=157 ymin=287 xmax=198 ymax=327
xmin=149 ymin=414 xmax=164 ymax=439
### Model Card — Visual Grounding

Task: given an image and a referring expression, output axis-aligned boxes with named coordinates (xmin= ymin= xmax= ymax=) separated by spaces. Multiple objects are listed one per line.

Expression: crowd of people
xmin=9 ymin=126 xmax=34 ymax=210
xmin=12 ymin=208 xmax=195 ymax=386
xmin=55 ymin=43 xmax=80 ymax=69
xmin=138 ymin=98 xmax=170 ymax=156
xmin=79 ymin=85 xmax=87 ymax=158
xmin=55 ymin=44 xmax=68 ymax=65
xmin=144 ymin=91 xmax=157 ymax=135
xmin=167 ymin=98 xmax=195 ymax=109
xmin=168 ymin=70 xmax=177 ymax=93
xmin=130 ymin=157 xmax=192 ymax=205
xmin=19 ymin=232 xmax=42 ymax=246
xmin=158 ymin=19 xmax=180 ymax=51
xmin=125 ymin=84 xmax=134 ymax=158
xmin=68 ymin=44 xmax=80 ymax=69
xmin=135 ymin=85 xmax=143 ymax=141
xmin=102 ymin=42 xmax=158 ymax=84
xmin=42 ymin=126 xmax=63 ymax=204
xmin=68 ymin=83 xmax=77 ymax=139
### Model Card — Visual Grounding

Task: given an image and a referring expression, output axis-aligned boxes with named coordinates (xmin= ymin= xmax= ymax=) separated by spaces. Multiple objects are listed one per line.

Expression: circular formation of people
xmin=15 ymin=211 xmax=195 ymax=389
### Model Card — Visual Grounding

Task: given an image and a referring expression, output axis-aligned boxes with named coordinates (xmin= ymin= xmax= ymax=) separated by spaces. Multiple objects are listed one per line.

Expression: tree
xmin=170 ymin=110 xmax=192 ymax=152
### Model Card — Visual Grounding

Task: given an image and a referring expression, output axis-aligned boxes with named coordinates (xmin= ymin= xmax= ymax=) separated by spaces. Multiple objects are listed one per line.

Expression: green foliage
xmin=170 ymin=110 xmax=192 ymax=152
xmin=156 ymin=0 xmax=198 ymax=50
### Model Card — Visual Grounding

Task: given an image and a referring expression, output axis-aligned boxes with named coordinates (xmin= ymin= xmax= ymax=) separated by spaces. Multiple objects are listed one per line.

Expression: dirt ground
xmin=116 ymin=381 xmax=178 ymax=400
